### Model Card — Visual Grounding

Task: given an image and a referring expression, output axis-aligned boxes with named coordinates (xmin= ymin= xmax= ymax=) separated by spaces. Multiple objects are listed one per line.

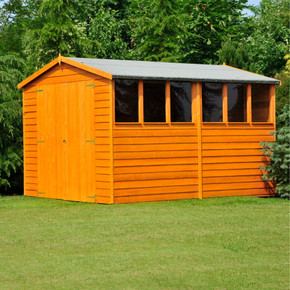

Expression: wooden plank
xmin=203 ymin=155 xmax=269 ymax=164
xmin=109 ymin=80 xmax=114 ymax=203
xmin=94 ymin=92 xmax=110 ymax=101
xmin=223 ymin=83 xmax=228 ymax=123
xmin=247 ymin=84 xmax=252 ymax=123
xmin=203 ymin=168 xmax=263 ymax=177
xmin=203 ymin=175 xmax=263 ymax=184
xmin=114 ymin=136 xmax=197 ymax=145
xmin=95 ymin=86 xmax=110 ymax=94
xmin=114 ymin=192 xmax=198 ymax=204
xmin=115 ymin=157 xmax=197 ymax=167
xmin=95 ymin=152 xmax=111 ymax=160
xmin=203 ymin=162 xmax=269 ymax=171
xmin=95 ymin=115 xmax=110 ymax=123
xmin=95 ymin=181 xmax=111 ymax=190
xmin=23 ymin=107 xmax=37 ymax=114
xmin=203 ymin=180 xmax=271 ymax=191
xmin=202 ymin=129 xmax=273 ymax=136
xmin=114 ymin=171 xmax=198 ymax=182
xmin=95 ymin=166 xmax=111 ymax=174
xmin=114 ymin=164 xmax=198 ymax=174
xmin=203 ymin=135 xmax=275 ymax=142
xmin=166 ymin=81 xmax=171 ymax=123
xmin=114 ymin=129 xmax=197 ymax=137
xmin=94 ymin=108 xmax=109 ymax=115
xmin=203 ymin=187 xmax=273 ymax=198
xmin=114 ymin=150 xmax=197 ymax=160
xmin=202 ymin=142 xmax=262 ymax=150
xmin=114 ymin=143 xmax=198 ymax=152
xmin=94 ymin=137 xmax=110 ymax=145
xmin=202 ymin=149 xmax=264 ymax=157
xmin=114 ymin=184 xmax=198 ymax=197
xmin=138 ymin=80 xmax=144 ymax=124
xmin=197 ymin=82 xmax=203 ymax=199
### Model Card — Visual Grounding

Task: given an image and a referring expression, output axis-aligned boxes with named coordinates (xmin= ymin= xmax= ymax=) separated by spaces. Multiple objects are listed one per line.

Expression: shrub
xmin=260 ymin=104 xmax=290 ymax=199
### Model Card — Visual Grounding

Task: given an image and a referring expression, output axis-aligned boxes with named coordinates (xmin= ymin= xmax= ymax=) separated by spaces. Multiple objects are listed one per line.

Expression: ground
xmin=0 ymin=196 xmax=289 ymax=289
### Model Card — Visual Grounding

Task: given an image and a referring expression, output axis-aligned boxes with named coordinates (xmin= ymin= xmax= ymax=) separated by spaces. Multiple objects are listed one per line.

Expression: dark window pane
xmin=170 ymin=82 xmax=192 ymax=122
xmin=115 ymin=79 xmax=138 ymax=122
xmin=228 ymin=83 xmax=247 ymax=122
xmin=252 ymin=84 xmax=270 ymax=122
xmin=144 ymin=81 xmax=165 ymax=122
xmin=202 ymin=82 xmax=223 ymax=122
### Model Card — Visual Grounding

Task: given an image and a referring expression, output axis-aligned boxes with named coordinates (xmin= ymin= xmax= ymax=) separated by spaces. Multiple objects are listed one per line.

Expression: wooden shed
xmin=18 ymin=55 xmax=280 ymax=204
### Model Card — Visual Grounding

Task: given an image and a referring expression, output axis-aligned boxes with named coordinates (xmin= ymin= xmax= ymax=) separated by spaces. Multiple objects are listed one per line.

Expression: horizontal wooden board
xmin=94 ymin=137 xmax=110 ymax=145
xmin=203 ymin=180 xmax=271 ymax=191
xmin=95 ymin=123 xmax=111 ymax=130
xmin=95 ymin=115 xmax=110 ymax=123
xmin=203 ymin=162 xmax=268 ymax=171
xmin=114 ymin=157 xmax=197 ymax=167
xmin=24 ymin=112 xmax=37 ymax=119
xmin=24 ymin=151 xmax=37 ymax=158
xmin=24 ymin=118 xmax=37 ymax=125
xmin=203 ymin=187 xmax=274 ymax=198
xmin=114 ymin=136 xmax=197 ymax=145
xmin=114 ymin=184 xmax=198 ymax=197
xmin=23 ymin=98 xmax=36 ymax=106
xmin=25 ymin=183 xmax=37 ymax=190
xmin=95 ymin=130 xmax=111 ymax=137
xmin=95 ymin=181 xmax=111 ymax=190
xmin=95 ymin=100 xmax=110 ymax=108
xmin=95 ymin=166 xmax=111 ymax=174
xmin=202 ymin=129 xmax=274 ymax=136
xmin=114 ymin=129 xmax=197 ymax=138
xmin=24 ymin=132 xmax=37 ymax=138
xmin=95 ymin=152 xmax=110 ymax=160
xmin=202 ymin=149 xmax=264 ymax=157
xmin=24 ymin=189 xmax=37 ymax=197
xmin=94 ymin=92 xmax=110 ymax=100
xmin=114 ymin=143 xmax=197 ymax=152
xmin=203 ymin=168 xmax=263 ymax=177
xmin=114 ymin=171 xmax=198 ymax=182
xmin=114 ymin=164 xmax=198 ymax=174
xmin=115 ymin=177 xmax=198 ymax=190
xmin=23 ymin=106 xmax=37 ymax=113
xmin=114 ymin=192 xmax=197 ymax=204
xmin=203 ymin=142 xmax=263 ymax=150
xmin=95 ymin=86 xmax=110 ymax=94
xmin=95 ymin=196 xmax=112 ymax=204
xmin=114 ymin=150 xmax=197 ymax=160
xmin=203 ymin=155 xmax=269 ymax=164
xmin=203 ymin=175 xmax=263 ymax=184
xmin=203 ymin=135 xmax=275 ymax=143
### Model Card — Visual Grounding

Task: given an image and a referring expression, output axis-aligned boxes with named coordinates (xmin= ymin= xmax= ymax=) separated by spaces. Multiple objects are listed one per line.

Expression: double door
xmin=37 ymin=81 xmax=95 ymax=202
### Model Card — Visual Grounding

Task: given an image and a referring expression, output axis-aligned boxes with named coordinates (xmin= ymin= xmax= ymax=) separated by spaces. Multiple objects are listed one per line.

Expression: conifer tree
xmin=130 ymin=0 xmax=186 ymax=62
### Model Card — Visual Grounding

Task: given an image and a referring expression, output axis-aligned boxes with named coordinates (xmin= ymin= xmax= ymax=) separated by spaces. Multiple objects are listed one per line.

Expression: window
xmin=252 ymin=84 xmax=270 ymax=122
xmin=170 ymin=82 xmax=192 ymax=122
xmin=144 ymin=81 xmax=165 ymax=122
xmin=202 ymin=82 xmax=223 ymax=122
xmin=228 ymin=83 xmax=247 ymax=122
xmin=115 ymin=79 xmax=138 ymax=122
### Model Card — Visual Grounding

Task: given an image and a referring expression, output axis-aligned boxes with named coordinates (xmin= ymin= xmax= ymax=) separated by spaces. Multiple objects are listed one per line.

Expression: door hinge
xmin=85 ymin=82 xmax=94 ymax=87
xmin=86 ymin=139 xmax=95 ymax=144
xmin=37 ymin=191 xmax=45 ymax=195
xmin=87 ymin=194 xmax=97 ymax=201
xmin=37 ymin=140 xmax=45 ymax=144
xmin=36 ymin=89 xmax=44 ymax=92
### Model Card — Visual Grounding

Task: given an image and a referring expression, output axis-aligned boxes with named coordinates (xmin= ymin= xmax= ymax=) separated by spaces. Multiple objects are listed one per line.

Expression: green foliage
xmin=260 ymin=104 xmax=290 ymax=199
xmin=219 ymin=0 xmax=289 ymax=76
xmin=275 ymin=54 xmax=290 ymax=115
xmin=0 ymin=55 xmax=24 ymax=191
xmin=130 ymin=0 xmax=185 ymax=62
xmin=87 ymin=6 xmax=129 ymax=59
xmin=24 ymin=0 xmax=88 ymax=71
xmin=181 ymin=0 xmax=247 ymax=64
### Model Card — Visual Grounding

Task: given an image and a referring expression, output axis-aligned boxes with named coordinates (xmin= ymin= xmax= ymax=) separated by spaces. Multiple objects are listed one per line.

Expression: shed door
xmin=37 ymin=81 xmax=95 ymax=202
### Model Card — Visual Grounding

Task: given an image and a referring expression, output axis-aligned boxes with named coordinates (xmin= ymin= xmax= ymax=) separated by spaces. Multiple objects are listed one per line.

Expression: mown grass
xmin=0 ymin=196 xmax=289 ymax=289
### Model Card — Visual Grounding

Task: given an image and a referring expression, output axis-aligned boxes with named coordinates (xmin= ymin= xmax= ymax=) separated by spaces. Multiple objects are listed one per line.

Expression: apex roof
xmin=18 ymin=55 xmax=280 ymax=89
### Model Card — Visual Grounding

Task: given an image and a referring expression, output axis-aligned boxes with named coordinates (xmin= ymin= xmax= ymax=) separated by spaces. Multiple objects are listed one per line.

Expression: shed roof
xmin=68 ymin=57 xmax=280 ymax=85
xmin=18 ymin=55 xmax=280 ymax=89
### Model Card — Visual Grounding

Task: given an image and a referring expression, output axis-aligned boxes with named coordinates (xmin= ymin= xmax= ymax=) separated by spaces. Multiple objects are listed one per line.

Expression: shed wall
xmin=22 ymin=63 xmax=113 ymax=203
xmin=201 ymin=124 xmax=275 ymax=197
xmin=112 ymin=125 xmax=199 ymax=203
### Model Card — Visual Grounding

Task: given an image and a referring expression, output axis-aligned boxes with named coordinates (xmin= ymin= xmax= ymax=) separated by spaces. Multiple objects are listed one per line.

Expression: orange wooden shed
xmin=18 ymin=55 xmax=279 ymax=204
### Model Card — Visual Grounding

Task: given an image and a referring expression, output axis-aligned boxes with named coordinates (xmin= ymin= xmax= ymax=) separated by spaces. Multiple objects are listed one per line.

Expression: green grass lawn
xmin=0 ymin=196 xmax=289 ymax=289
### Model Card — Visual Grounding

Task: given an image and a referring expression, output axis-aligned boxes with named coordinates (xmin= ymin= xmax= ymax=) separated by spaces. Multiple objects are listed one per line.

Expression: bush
xmin=260 ymin=104 xmax=290 ymax=199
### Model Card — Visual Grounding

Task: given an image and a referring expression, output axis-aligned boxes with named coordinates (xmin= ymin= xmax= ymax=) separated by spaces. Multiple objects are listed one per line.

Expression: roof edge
xmin=224 ymin=64 xmax=281 ymax=85
xmin=17 ymin=55 xmax=113 ymax=89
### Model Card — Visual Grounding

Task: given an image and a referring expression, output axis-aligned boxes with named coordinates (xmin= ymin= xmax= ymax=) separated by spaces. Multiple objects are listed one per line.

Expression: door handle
xmin=63 ymin=139 xmax=67 ymax=143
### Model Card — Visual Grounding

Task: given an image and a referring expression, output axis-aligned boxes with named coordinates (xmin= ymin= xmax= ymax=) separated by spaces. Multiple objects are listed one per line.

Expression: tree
xmin=219 ymin=0 xmax=289 ymax=76
xmin=0 ymin=55 xmax=24 ymax=192
xmin=24 ymin=0 xmax=88 ymax=72
xmin=129 ymin=0 xmax=186 ymax=62
xmin=180 ymin=0 xmax=247 ymax=64
xmin=260 ymin=104 xmax=290 ymax=199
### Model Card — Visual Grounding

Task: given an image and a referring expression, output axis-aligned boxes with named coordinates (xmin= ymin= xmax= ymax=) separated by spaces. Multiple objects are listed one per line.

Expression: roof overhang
xmin=17 ymin=55 xmax=113 ymax=89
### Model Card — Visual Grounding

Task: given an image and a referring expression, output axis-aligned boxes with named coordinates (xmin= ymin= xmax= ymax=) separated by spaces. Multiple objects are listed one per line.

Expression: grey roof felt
xmin=68 ymin=57 xmax=279 ymax=84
